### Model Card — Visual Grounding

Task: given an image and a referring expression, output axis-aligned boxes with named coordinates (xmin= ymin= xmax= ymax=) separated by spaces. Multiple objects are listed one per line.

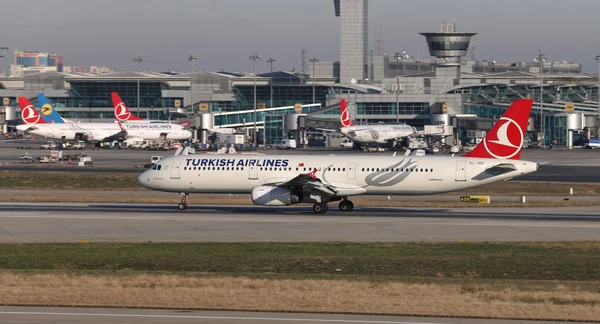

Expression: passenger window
xmin=343 ymin=168 xmax=346 ymax=171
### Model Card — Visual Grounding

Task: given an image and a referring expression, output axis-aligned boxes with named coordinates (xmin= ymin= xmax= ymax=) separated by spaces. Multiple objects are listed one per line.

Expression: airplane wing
xmin=486 ymin=163 xmax=517 ymax=175
xmin=263 ymin=170 xmax=338 ymax=197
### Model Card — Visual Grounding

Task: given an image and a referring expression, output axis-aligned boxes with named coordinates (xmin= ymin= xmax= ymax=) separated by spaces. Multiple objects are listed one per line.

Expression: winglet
xmin=464 ymin=98 xmax=533 ymax=160
xmin=18 ymin=97 xmax=47 ymax=125
xmin=340 ymin=99 xmax=354 ymax=127
xmin=112 ymin=92 xmax=144 ymax=121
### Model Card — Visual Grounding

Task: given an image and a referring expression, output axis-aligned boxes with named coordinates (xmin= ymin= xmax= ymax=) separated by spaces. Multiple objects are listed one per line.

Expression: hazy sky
xmin=2 ymin=0 xmax=600 ymax=73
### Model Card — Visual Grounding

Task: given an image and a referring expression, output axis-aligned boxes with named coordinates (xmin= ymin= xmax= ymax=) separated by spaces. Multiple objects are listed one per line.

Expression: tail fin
xmin=340 ymin=99 xmax=354 ymax=127
xmin=464 ymin=98 xmax=533 ymax=160
xmin=112 ymin=92 xmax=144 ymax=121
xmin=37 ymin=93 xmax=66 ymax=123
xmin=18 ymin=97 xmax=47 ymax=125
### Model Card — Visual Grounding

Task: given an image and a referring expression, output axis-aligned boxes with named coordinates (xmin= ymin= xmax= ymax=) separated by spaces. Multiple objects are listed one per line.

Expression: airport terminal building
xmin=1 ymin=7 xmax=599 ymax=147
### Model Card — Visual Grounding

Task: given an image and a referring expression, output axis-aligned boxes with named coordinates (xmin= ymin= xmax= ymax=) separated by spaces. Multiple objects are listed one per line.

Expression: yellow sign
xmin=442 ymin=103 xmax=448 ymax=113
xmin=294 ymin=103 xmax=303 ymax=113
xmin=2 ymin=98 xmax=9 ymax=105
xmin=174 ymin=100 xmax=181 ymax=108
xmin=258 ymin=102 xmax=266 ymax=109
xmin=41 ymin=104 xmax=53 ymax=116
xmin=199 ymin=103 xmax=208 ymax=111
xmin=460 ymin=195 xmax=490 ymax=204
xmin=565 ymin=103 xmax=574 ymax=113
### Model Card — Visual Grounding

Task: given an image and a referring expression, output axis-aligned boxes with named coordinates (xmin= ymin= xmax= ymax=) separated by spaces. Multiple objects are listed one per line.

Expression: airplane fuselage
xmin=17 ymin=122 xmax=191 ymax=141
xmin=139 ymin=154 xmax=538 ymax=196
xmin=340 ymin=125 xmax=414 ymax=144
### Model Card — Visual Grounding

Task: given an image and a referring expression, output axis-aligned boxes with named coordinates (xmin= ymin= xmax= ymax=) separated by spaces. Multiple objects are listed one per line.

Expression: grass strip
xmin=1 ymin=242 xmax=600 ymax=281
xmin=1 ymin=272 xmax=600 ymax=321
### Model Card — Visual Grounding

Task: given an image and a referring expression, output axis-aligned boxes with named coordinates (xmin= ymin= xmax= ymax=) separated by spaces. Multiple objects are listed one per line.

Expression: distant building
xmin=89 ymin=66 xmax=112 ymax=73
xmin=13 ymin=50 xmax=63 ymax=72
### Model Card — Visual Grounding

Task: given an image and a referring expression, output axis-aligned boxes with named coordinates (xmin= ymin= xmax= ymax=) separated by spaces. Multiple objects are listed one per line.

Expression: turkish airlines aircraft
xmin=339 ymin=99 xmax=416 ymax=148
xmin=138 ymin=99 xmax=538 ymax=213
xmin=15 ymin=97 xmax=192 ymax=142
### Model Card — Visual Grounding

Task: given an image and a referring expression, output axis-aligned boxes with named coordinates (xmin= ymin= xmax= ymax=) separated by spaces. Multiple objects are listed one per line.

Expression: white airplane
xmin=138 ymin=98 xmax=539 ymax=214
xmin=339 ymin=99 xmax=416 ymax=149
xmin=15 ymin=97 xmax=192 ymax=142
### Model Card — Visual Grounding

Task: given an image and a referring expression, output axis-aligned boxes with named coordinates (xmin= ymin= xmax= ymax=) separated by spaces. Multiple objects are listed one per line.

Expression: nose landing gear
xmin=178 ymin=192 xmax=189 ymax=210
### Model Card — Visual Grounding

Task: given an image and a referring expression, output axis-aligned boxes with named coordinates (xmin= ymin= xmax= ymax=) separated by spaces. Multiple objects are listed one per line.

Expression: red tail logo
xmin=340 ymin=99 xmax=354 ymax=127
xmin=111 ymin=92 xmax=143 ymax=121
xmin=307 ymin=169 xmax=318 ymax=180
xmin=465 ymin=98 xmax=533 ymax=160
xmin=19 ymin=97 xmax=46 ymax=125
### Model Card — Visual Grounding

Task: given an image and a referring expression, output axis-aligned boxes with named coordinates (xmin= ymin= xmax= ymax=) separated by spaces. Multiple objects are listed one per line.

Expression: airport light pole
xmin=188 ymin=54 xmax=198 ymax=114
xmin=393 ymin=51 xmax=409 ymax=123
xmin=249 ymin=53 xmax=261 ymax=147
xmin=133 ymin=56 xmax=143 ymax=115
xmin=266 ymin=57 xmax=276 ymax=108
xmin=595 ymin=55 xmax=600 ymax=138
xmin=534 ymin=51 xmax=547 ymax=147
xmin=0 ymin=46 xmax=8 ymax=59
xmin=309 ymin=57 xmax=319 ymax=104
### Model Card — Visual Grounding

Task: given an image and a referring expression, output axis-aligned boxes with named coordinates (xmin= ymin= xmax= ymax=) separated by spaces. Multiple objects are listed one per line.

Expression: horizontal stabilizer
xmin=486 ymin=163 xmax=517 ymax=175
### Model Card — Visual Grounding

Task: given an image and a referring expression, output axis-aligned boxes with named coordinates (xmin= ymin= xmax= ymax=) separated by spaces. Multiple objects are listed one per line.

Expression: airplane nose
xmin=138 ymin=171 xmax=150 ymax=188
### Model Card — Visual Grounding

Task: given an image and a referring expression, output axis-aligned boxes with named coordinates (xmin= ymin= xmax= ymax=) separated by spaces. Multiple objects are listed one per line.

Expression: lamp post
xmin=533 ymin=51 xmax=547 ymax=147
xmin=309 ymin=57 xmax=319 ymax=104
xmin=266 ymin=57 xmax=276 ymax=108
xmin=188 ymin=54 xmax=198 ymax=114
xmin=133 ymin=56 xmax=143 ymax=115
xmin=595 ymin=55 xmax=600 ymax=139
xmin=393 ymin=51 xmax=409 ymax=123
xmin=249 ymin=53 xmax=261 ymax=147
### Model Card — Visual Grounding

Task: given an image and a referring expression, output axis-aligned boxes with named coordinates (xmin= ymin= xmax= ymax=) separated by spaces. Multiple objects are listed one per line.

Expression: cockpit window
xmin=157 ymin=165 xmax=162 ymax=170
xmin=151 ymin=164 xmax=157 ymax=170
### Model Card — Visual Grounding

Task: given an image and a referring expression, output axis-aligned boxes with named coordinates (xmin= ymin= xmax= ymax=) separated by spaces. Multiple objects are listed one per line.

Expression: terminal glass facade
xmin=233 ymin=85 xmax=331 ymax=109
xmin=356 ymin=102 xmax=429 ymax=115
xmin=69 ymin=81 xmax=174 ymax=108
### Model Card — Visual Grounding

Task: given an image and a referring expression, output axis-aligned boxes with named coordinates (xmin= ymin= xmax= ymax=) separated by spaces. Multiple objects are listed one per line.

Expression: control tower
xmin=420 ymin=23 xmax=476 ymax=93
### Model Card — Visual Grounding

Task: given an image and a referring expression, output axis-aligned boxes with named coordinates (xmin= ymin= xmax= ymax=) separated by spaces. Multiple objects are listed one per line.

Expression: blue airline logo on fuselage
xmin=185 ymin=158 xmax=289 ymax=168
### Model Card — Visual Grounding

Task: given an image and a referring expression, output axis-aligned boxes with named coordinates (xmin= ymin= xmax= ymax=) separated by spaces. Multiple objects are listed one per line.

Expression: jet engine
xmin=251 ymin=185 xmax=301 ymax=206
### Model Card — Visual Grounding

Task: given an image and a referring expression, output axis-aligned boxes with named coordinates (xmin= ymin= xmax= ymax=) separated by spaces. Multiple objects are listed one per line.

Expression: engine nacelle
xmin=251 ymin=185 xmax=301 ymax=206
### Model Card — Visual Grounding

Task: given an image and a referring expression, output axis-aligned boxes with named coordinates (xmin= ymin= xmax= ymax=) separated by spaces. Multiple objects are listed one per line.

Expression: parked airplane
xmin=339 ymin=99 xmax=416 ymax=149
xmin=16 ymin=97 xmax=192 ymax=142
xmin=138 ymin=98 xmax=538 ymax=213
xmin=38 ymin=93 xmax=68 ymax=123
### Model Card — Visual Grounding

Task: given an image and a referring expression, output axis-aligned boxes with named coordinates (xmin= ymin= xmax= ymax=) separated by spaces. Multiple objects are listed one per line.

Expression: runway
xmin=0 ymin=306 xmax=587 ymax=324
xmin=1 ymin=203 xmax=599 ymax=243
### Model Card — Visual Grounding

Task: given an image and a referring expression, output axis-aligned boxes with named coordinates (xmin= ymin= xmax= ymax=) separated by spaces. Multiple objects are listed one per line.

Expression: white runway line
xmin=0 ymin=311 xmax=445 ymax=324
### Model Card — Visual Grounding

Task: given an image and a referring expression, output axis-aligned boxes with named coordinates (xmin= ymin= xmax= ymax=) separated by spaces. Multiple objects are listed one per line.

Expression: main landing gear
xmin=311 ymin=198 xmax=354 ymax=214
xmin=178 ymin=192 xmax=189 ymax=210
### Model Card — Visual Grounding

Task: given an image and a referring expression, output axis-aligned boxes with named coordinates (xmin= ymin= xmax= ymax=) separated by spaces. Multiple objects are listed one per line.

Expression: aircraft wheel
xmin=312 ymin=203 xmax=328 ymax=214
xmin=177 ymin=203 xmax=187 ymax=210
xmin=338 ymin=200 xmax=354 ymax=212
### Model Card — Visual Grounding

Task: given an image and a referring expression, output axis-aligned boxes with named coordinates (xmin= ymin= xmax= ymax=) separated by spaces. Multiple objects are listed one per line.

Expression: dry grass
xmin=0 ymin=192 xmax=598 ymax=208
xmin=0 ymin=272 xmax=599 ymax=321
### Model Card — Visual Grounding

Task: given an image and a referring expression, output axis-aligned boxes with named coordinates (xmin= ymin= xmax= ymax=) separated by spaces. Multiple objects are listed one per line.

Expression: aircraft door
xmin=248 ymin=165 xmax=258 ymax=180
xmin=455 ymin=161 xmax=467 ymax=182
xmin=170 ymin=159 xmax=182 ymax=179
xmin=347 ymin=163 xmax=357 ymax=181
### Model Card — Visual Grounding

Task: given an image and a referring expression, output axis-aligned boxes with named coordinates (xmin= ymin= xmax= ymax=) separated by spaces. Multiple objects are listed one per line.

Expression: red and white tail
xmin=18 ymin=97 xmax=47 ymax=125
xmin=464 ymin=98 xmax=533 ymax=160
xmin=340 ymin=99 xmax=354 ymax=127
xmin=112 ymin=92 xmax=144 ymax=121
